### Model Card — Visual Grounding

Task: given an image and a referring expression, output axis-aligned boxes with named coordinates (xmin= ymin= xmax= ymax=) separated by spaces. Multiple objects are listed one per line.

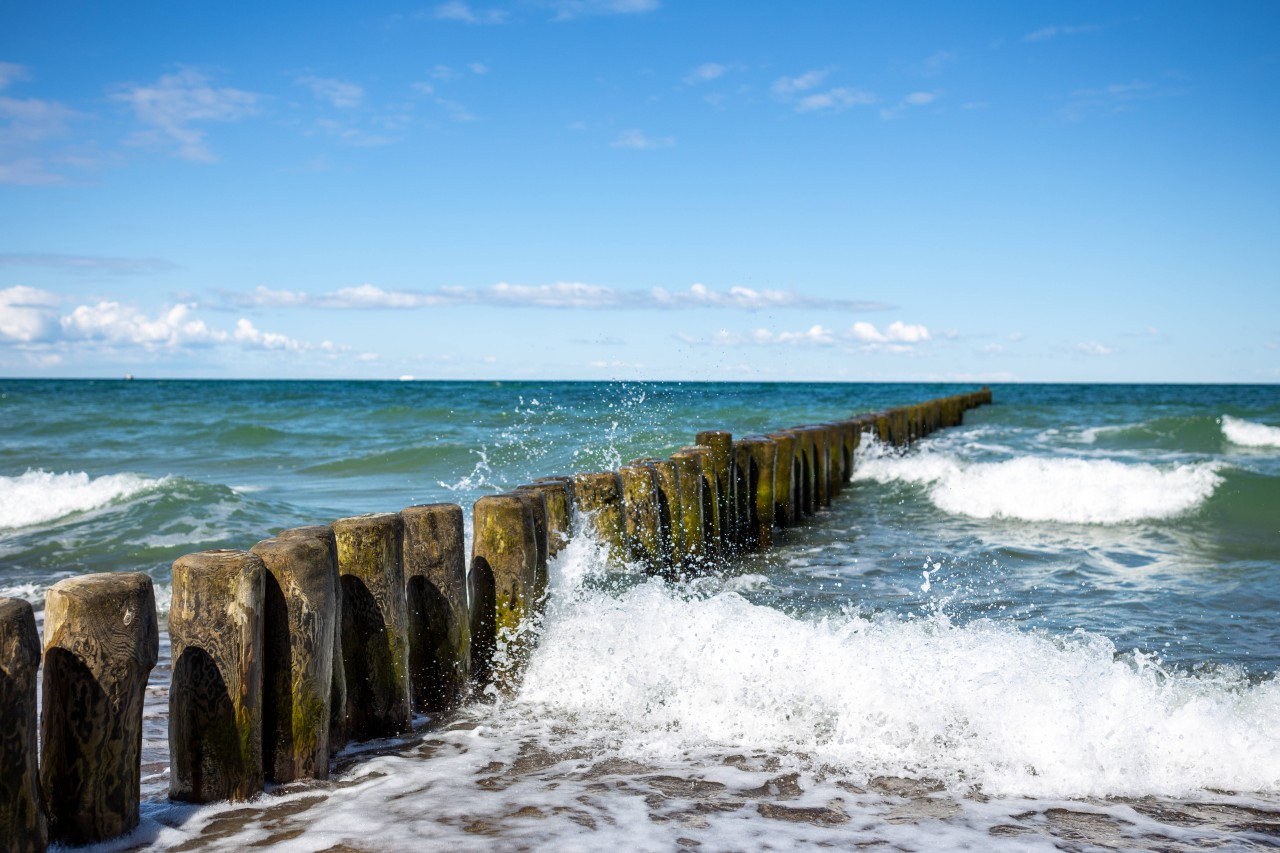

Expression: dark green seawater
xmin=2 ymin=380 xmax=1277 ymax=851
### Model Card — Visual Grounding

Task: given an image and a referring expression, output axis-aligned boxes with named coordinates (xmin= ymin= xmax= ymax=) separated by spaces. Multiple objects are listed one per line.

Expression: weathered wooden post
xmin=169 ymin=550 xmax=265 ymax=803
xmin=513 ymin=490 xmax=550 ymax=600
xmin=734 ymin=437 xmax=777 ymax=549
xmin=791 ymin=428 xmax=818 ymax=515
xmin=1 ymin=598 xmax=45 ymax=853
xmin=821 ymin=424 xmax=842 ymax=499
xmin=694 ymin=431 xmax=736 ymax=553
xmin=619 ymin=463 xmax=665 ymax=573
xmin=274 ymin=526 xmax=345 ymax=757
xmin=400 ymin=504 xmax=470 ymax=713
xmin=470 ymin=494 xmax=539 ymax=689
xmin=41 ymin=574 xmax=158 ymax=843
xmin=765 ymin=431 xmax=798 ymax=527
xmin=572 ymin=472 xmax=628 ymax=567
xmin=333 ymin=513 xmax=411 ymax=740
xmin=631 ymin=457 xmax=681 ymax=576
xmin=678 ymin=445 xmax=720 ymax=557
xmin=517 ymin=481 xmax=573 ymax=558
xmin=668 ymin=451 xmax=706 ymax=572
xmin=839 ymin=421 xmax=856 ymax=483
xmin=251 ymin=533 xmax=336 ymax=782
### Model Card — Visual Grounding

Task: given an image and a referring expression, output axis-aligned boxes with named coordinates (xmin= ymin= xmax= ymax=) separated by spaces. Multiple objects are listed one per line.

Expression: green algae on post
xmin=694 ymin=431 xmax=736 ymax=554
xmin=619 ymin=463 xmax=665 ymax=573
xmin=333 ymin=513 xmax=411 ymax=740
xmin=733 ymin=437 xmax=778 ymax=550
xmin=517 ymin=481 xmax=573 ymax=558
xmin=400 ymin=503 xmax=471 ymax=713
xmin=470 ymin=494 xmax=540 ymax=689
xmin=0 ymin=598 xmax=45 ymax=853
xmin=251 ymin=533 xmax=337 ymax=782
xmin=668 ymin=451 xmax=706 ymax=573
xmin=764 ymin=431 xmax=799 ymax=528
xmin=572 ymin=471 xmax=629 ymax=569
xmin=169 ymin=550 xmax=265 ymax=804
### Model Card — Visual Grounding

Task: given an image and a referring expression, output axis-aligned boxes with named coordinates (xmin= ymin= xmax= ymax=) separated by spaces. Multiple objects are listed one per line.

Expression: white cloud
xmin=850 ymin=320 xmax=931 ymax=343
xmin=545 ymin=0 xmax=659 ymax=20
xmin=981 ymin=343 xmax=1005 ymax=354
xmin=771 ymin=69 xmax=830 ymax=97
xmin=796 ymin=87 xmax=877 ymax=113
xmin=434 ymin=1 xmax=509 ymax=24
xmin=1024 ymin=24 xmax=1099 ymax=42
xmin=0 ymin=62 xmax=30 ymax=91
xmin=678 ymin=319 xmax=931 ymax=352
xmin=297 ymin=75 xmax=364 ymax=109
xmin=112 ymin=68 xmax=259 ymax=161
xmin=1076 ymin=341 xmax=1116 ymax=356
xmin=611 ymin=129 xmax=674 ymax=149
xmin=684 ymin=63 xmax=726 ymax=85
xmin=225 ymin=281 xmax=892 ymax=313
xmin=920 ymin=50 xmax=957 ymax=77
xmin=468 ymin=63 xmax=490 ymax=75
xmin=880 ymin=90 xmax=941 ymax=120
xmin=0 ymin=285 xmax=60 ymax=342
xmin=0 ymin=64 xmax=84 ymax=185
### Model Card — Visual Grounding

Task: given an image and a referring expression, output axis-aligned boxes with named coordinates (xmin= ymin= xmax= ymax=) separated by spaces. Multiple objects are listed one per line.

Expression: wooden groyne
xmin=0 ymin=388 xmax=991 ymax=849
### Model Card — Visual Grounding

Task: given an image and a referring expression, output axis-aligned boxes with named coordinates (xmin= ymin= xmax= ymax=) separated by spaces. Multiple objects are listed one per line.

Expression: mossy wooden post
xmin=695 ymin=431 xmax=736 ymax=553
xmin=839 ymin=421 xmax=856 ymax=484
xmin=791 ymin=428 xmax=821 ymax=512
xmin=275 ymin=526 xmax=345 ymax=757
xmin=678 ymin=445 xmax=720 ymax=559
xmin=821 ymin=424 xmax=842 ymax=499
xmin=874 ymin=411 xmax=892 ymax=444
xmin=787 ymin=429 xmax=814 ymax=517
xmin=333 ymin=513 xmax=410 ymax=740
xmin=513 ymin=490 xmax=550 ymax=599
xmin=470 ymin=494 xmax=539 ymax=689
xmin=765 ymin=431 xmax=798 ymax=527
xmin=250 ymin=534 xmax=335 ymax=783
xmin=632 ymin=458 xmax=680 ymax=575
xmin=619 ymin=463 xmax=665 ymax=573
xmin=572 ymin=472 xmax=628 ymax=568
xmin=668 ymin=451 xmax=706 ymax=572
xmin=0 ymin=598 xmax=45 ymax=853
xmin=41 ymin=574 xmax=158 ymax=843
xmin=400 ymin=504 xmax=470 ymax=713
xmin=734 ymin=437 xmax=777 ymax=550
xmin=169 ymin=550 xmax=264 ymax=803
xmin=517 ymin=481 xmax=573 ymax=558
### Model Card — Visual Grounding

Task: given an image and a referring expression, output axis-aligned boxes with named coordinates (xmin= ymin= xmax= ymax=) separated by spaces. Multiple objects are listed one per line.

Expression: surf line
xmin=0 ymin=388 xmax=992 ymax=849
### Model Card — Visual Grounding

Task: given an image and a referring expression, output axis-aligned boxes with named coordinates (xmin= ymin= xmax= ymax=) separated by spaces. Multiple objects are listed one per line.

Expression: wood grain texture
xmin=40 ymin=572 xmax=157 ymax=845
xmin=169 ymin=550 xmax=265 ymax=804
xmin=516 ymin=481 xmax=572 ymax=558
xmin=0 ymin=598 xmax=45 ymax=853
xmin=276 ymin=525 xmax=347 ymax=757
xmin=252 ymin=531 xmax=337 ymax=782
xmin=470 ymin=495 xmax=538 ymax=690
xmin=694 ymin=431 xmax=737 ymax=554
xmin=400 ymin=503 xmax=470 ymax=712
xmin=333 ymin=513 xmax=410 ymax=740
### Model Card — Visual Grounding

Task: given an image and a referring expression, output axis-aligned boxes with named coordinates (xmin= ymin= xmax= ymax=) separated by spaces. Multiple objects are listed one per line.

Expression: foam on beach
xmin=853 ymin=442 xmax=1223 ymax=524
xmin=0 ymin=469 xmax=166 ymax=531
xmin=1222 ymin=415 xmax=1280 ymax=449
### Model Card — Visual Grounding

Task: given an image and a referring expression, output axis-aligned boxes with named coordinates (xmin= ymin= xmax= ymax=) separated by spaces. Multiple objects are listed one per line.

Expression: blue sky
xmin=1 ymin=1 xmax=1277 ymax=382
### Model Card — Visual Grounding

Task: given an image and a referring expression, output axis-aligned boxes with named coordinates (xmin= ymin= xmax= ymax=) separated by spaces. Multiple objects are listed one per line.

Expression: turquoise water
xmin=2 ymin=380 xmax=1278 ymax=850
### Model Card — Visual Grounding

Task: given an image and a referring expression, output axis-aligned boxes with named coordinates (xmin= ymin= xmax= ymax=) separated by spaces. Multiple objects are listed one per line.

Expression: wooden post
xmin=41 ymin=574 xmax=158 ymax=844
xmin=169 ymin=550 xmax=265 ymax=803
xmin=631 ymin=457 xmax=681 ymax=577
xmin=470 ymin=494 xmax=539 ymax=688
xmin=619 ymin=463 xmax=664 ymax=572
xmin=572 ymin=472 xmax=628 ymax=568
xmin=251 ymin=533 xmax=337 ymax=782
xmin=517 ymin=481 xmax=573 ymax=558
xmin=734 ymin=437 xmax=777 ymax=549
xmin=274 ymin=526 xmax=345 ymax=757
xmin=0 ymin=598 xmax=45 ymax=853
xmin=677 ymin=445 xmax=720 ymax=559
xmin=333 ymin=513 xmax=411 ymax=740
xmin=839 ymin=421 xmax=856 ymax=483
xmin=765 ymin=431 xmax=798 ymax=527
xmin=694 ymin=431 xmax=735 ymax=554
xmin=668 ymin=451 xmax=706 ymax=573
xmin=400 ymin=504 xmax=470 ymax=713
xmin=821 ymin=424 xmax=842 ymax=499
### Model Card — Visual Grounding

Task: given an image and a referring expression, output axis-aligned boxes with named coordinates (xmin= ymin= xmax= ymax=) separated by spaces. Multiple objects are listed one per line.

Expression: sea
xmin=1 ymin=379 xmax=1278 ymax=852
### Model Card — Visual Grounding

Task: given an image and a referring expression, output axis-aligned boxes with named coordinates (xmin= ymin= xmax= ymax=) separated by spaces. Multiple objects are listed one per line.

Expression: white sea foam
xmin=854 ymin=444 xmax=1223 ymax=524
xmin=1222 ymin=414 xmax=1280 ymax=448
xmin=0 ymin=469 xmax=165 ymax=530
xmin=520 ymin=574 xmax=1280 ymax=799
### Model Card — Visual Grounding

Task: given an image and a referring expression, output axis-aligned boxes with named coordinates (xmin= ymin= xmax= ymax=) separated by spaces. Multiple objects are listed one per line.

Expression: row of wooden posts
xmin=0 ymin=389 xmax=991 ymax=851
